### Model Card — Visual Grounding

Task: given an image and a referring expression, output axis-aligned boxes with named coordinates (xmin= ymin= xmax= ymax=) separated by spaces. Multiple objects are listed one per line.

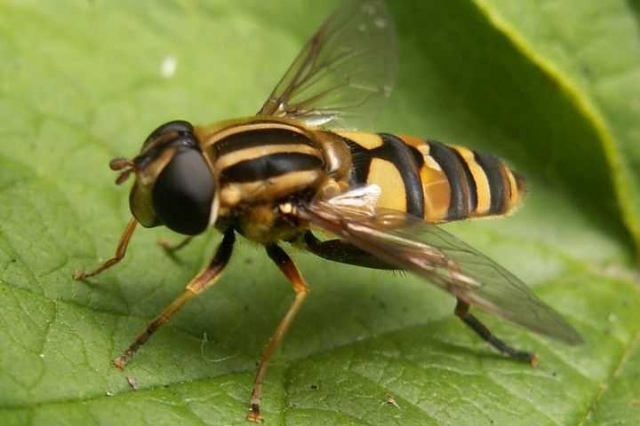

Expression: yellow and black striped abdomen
xmin=335 ymin=131 xmax=525 ymax=222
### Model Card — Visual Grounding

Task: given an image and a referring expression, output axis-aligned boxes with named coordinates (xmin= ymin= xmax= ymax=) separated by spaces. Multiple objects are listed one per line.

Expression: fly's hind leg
xmin=114 ymin=230 xmax=235 ymax=369
xmin=247 ymin=244 xmax=310 ymax=423
xmin=454 ymin=299 xmax=538 ymax=366
xmin=301 ymin=231 xmax=396 ymax=270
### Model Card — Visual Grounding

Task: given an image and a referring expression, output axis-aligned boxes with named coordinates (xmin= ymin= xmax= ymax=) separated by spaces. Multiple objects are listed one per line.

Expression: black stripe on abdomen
xmin=474 ymin=151 xmax=506 ymax=214
xmin=343 ymin=138 xmax=372 ymax=185
xmin=220 ymin=152 xmax=323 ymax=183
xmin=452 ymin=149 xmax=478 ymax=214
xmin=374 ymin=133 xmax=424 ymax=218
xmin=428 ymin=141 xmax=471 ymax=220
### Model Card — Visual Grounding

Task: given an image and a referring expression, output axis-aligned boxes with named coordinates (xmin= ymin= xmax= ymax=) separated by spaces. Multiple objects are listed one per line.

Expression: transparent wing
xmin=298 ymin=198 xmax=583 ymax=344
xmin=258 ymin=0 xmax=397 ymax=129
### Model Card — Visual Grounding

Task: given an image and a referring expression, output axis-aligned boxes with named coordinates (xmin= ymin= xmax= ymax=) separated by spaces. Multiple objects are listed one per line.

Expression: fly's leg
xmin=114 ymin=230 xmax=235 ymax=369
xmin=73 ymin=218 xmax=138 ymax=280
xmin=302 ymin=231 xmax=396 ymax=270
xmin=455 ymin=299 xmax=538 ymax=366
xmin=158 ymin=235 xmax=194 ymax=253
xmin=247 ymin=244 xmax=309 ymax=423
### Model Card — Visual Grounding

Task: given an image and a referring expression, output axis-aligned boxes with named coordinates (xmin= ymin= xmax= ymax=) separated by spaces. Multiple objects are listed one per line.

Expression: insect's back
xmin=202 ymin=121 xmax=329 ymax=210
xmin=196 ymin=119 xmax=353 ymax=243
xmin=336 ymin=131 xmax=525 ymax=222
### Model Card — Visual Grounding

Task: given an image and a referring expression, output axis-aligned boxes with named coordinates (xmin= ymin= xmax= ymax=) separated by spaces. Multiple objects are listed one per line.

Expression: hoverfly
xmin=74 ymin=0 xmax=583 ymax=422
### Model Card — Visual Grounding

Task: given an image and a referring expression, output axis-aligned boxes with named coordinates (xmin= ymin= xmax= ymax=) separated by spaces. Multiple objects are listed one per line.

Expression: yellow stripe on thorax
xmin=214 ymin=144 xmax=320 ymax=170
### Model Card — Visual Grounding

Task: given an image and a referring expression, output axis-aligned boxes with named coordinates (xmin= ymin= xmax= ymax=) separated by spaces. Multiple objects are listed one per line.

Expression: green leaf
xmin=1 ymin=1 xmax=639 ymax=425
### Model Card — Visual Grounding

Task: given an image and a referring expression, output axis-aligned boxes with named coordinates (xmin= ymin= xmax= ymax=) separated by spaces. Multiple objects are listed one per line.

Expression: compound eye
xmin=143 ymin=120 xmax=194 ymax=150
xmin=152 ymin=149 xmax=215 ymax=235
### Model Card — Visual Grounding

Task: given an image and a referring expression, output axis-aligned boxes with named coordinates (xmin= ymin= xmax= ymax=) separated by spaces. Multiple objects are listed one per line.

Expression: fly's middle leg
xmin=247 ymin=244 xmax=310 ymax=423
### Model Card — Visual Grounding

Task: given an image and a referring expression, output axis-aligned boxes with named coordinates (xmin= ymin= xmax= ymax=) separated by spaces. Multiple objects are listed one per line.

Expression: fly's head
xmin=111 ymin=120 xmax=219 ymax=235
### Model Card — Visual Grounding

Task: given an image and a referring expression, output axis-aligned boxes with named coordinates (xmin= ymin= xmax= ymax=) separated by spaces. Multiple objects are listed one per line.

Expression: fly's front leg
xmin=454 ymin=299 xmax=538 ymax=366
xmin=114 ymin=230 xmax=235 ymax=369
xmin=73 ymin=218 xmax=138 ymax=280
xmin=158 ymin=235 xmax=194 ymax=253
xmin=247 ymin=244 xmax=309 ymax=423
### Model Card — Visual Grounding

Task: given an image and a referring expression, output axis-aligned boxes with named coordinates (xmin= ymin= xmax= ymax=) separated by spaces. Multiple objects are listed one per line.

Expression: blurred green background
xmin=1 ymin=1 xmax=639 ymax=425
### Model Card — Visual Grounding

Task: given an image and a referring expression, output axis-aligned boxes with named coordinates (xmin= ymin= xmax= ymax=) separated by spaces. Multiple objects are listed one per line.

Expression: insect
xmin=74 ymin=0 xmax=583 ymax=422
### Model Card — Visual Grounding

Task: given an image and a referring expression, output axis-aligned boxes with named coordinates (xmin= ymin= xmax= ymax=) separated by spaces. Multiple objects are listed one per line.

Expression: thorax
xmin=195 ymin=117 xmax=352 ymax=243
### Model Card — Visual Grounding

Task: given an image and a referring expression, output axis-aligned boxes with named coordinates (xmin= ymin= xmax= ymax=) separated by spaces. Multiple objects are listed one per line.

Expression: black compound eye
xmin=143 ymin=120 xmax=194 ymax=150
xmin=152 ymin=149 xmax=215 ymax=235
